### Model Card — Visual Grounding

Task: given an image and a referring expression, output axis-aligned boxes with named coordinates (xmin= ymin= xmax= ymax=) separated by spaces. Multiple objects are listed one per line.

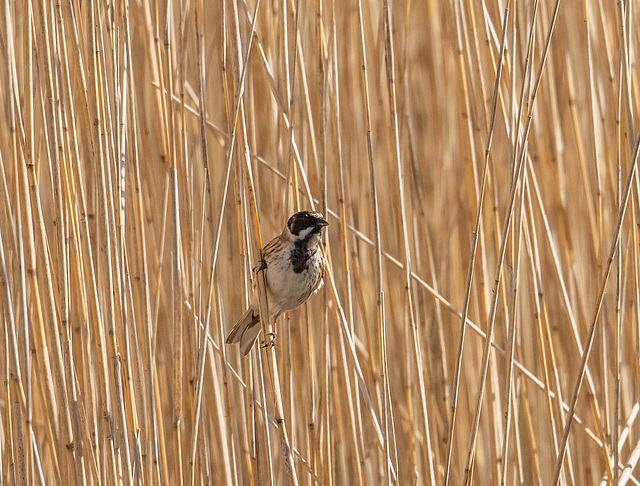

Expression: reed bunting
xmin=226 ymin=211 xmax=328 ymax=355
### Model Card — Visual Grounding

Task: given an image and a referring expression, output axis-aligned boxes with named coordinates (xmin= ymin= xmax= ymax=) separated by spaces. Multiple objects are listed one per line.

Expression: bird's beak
xmin=316 ymin=218 xmax=328 ymax=227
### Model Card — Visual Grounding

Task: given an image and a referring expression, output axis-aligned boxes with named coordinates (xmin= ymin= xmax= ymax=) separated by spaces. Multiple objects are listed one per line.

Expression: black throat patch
xmin=290 ymin=235 xmax=317 ymax=273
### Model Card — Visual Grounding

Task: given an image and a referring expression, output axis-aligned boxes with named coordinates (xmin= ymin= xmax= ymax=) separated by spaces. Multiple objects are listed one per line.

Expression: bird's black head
xmin=286 ymin=211 xmax=328 ymax=238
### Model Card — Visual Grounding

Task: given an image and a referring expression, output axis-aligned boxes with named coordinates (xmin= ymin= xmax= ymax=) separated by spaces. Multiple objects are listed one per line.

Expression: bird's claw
xmin=261 ymin=332 xmax=277 ymax=349
xmin=253 ymin=259 xmax=267 ymax=274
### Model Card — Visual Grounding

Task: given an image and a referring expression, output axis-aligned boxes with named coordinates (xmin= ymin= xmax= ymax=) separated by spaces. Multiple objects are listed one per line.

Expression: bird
xmin=226 ymin=211 xmax=328 ymax=355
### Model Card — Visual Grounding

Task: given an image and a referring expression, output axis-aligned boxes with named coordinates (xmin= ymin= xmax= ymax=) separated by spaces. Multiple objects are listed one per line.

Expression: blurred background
xmin=0 ymin=0 xmax=639 ymax=484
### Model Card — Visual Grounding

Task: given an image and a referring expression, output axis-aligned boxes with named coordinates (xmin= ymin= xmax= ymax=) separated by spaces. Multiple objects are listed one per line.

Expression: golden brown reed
xmin=0 ymin=0 xmax=639 ymax=484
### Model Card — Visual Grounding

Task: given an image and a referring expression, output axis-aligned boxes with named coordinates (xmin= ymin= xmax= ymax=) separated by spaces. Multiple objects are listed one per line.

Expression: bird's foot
xmin=253 ymin=259 xmax=267 ymax=274
xmin=261 ymin=332 xmax=277 ymax=349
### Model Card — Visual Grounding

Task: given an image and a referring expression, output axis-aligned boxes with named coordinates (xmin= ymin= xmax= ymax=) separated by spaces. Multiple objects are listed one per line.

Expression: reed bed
xmin=0 ymin=0 xmax=639 ymax=484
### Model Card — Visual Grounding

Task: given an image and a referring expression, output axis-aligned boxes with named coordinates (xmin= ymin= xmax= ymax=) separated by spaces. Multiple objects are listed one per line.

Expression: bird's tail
xmin=226 ymin=308 xmax=261 ymax=355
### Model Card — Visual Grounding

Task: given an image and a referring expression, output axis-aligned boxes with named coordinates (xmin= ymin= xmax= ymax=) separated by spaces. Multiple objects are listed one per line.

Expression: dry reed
xmin=0 ymin=0 xmax=639 ymax=484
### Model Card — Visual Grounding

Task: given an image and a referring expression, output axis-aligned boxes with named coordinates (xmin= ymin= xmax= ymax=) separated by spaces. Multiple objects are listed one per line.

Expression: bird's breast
xmin=265 ymin=242 xmax=324 ymax=315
